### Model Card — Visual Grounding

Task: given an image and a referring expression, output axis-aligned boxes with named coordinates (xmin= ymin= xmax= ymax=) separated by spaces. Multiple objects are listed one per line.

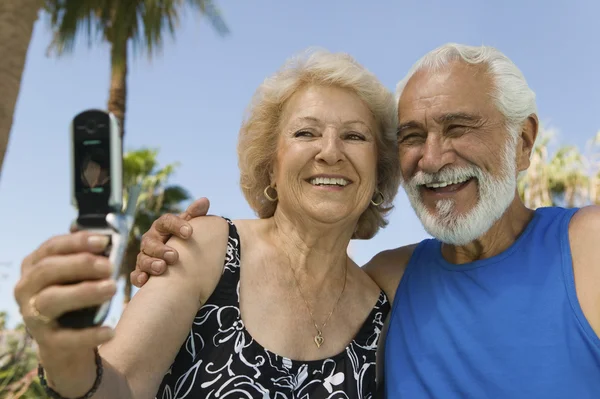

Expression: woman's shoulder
xmin=165 ymin=216 xmax=233 ymax=303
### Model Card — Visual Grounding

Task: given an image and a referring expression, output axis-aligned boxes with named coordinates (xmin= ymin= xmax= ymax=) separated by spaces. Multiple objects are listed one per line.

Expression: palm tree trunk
xmin=0 ymin=0 xmax=42 ymax=180
xmin=122 ymin=236 xmax=139 ymax=308
xmin=107 ymin=39 xmax=128 ymax=137
xmin=108 ymin=38 xmax=131 ymax=308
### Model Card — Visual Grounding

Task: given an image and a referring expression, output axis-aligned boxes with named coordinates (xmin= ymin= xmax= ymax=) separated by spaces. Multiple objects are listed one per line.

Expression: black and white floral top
xmin=155 ymin=218 xmax=389 ymax=399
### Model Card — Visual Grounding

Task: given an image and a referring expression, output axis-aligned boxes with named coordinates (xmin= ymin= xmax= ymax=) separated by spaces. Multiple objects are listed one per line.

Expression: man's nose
xmin=417 ymin=135 xmax=454 ymax=174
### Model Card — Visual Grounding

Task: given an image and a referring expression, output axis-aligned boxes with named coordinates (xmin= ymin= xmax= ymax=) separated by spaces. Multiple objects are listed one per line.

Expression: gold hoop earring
xmin=371 ymin=190 xmax=384 ymax=206
xmin=264 ymin=185 xmax=278 ymax=202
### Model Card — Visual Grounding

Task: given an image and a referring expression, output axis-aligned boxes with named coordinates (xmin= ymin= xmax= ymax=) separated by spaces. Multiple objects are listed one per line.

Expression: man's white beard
xmin=402 ymin=139 xmax=517 ymax=245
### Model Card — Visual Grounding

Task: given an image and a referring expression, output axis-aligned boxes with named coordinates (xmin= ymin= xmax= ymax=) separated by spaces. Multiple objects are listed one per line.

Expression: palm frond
xmin=44 ymin=0 xmax=229 ymax=60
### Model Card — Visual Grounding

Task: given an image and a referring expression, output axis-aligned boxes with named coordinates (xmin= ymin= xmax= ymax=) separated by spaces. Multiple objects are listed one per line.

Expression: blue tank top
xmin=385 ymin=207 xmax=600 ymax=398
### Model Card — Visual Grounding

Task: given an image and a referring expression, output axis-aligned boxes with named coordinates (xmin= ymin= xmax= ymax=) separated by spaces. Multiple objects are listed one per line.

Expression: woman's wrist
xmin=39 ymin=347 xmax=101 ymax=398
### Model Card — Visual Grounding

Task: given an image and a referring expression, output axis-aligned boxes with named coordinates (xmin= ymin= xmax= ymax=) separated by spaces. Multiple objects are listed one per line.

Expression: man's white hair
xmin=396 ymin=43 xmax=538 ymax=140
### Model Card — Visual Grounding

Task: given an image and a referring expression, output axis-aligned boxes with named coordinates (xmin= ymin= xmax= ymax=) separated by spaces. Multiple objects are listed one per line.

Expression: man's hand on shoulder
xmin=569 ymin=205 xmax=600 ymax=337
xmin=363 ymin=244 xmax=417 ymax=304
xmin=130 ymin=197 xmax=210 ymax=287
xmin=163 ymin=215 xmax=230 ymax=304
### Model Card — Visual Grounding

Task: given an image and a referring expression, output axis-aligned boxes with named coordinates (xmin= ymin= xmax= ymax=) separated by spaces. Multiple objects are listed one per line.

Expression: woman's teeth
xmin=309 ymin=177 xmax=349 ymax=186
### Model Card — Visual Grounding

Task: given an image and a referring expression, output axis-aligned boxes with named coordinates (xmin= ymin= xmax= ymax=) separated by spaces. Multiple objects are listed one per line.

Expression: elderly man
xmin=131 ymin=44 xmax=600 ymax=397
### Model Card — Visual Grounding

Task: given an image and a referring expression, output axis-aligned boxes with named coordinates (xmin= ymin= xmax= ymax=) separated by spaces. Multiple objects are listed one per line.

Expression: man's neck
xmin=441 ymin=198 xmax=535 ymax=264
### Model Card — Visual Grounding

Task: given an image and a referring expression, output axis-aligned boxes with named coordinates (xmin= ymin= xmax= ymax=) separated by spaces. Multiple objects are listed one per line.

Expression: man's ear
xmin=517 ymin=113 xmax=539 ymax=172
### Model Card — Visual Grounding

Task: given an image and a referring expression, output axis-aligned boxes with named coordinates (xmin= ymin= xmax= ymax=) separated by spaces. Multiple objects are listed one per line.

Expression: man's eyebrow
xmin=397 ymin=112 xmax=485 ymax=135
xmin=433 ymin=112 xmax=483 ymax=125
xmin=396 ymin=121 xmax=425 ymax=135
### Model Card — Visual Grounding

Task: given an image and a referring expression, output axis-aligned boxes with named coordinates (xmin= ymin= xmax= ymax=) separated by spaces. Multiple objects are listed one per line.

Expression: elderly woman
xmin=14 ymin=49 xmax=400 ymax=398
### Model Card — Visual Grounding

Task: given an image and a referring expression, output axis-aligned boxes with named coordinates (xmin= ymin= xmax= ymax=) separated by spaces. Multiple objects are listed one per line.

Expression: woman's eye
xmin=346 ymin=133 xmax=365 ymax=141
xmin=294 ymin=130 xmax=314 ymax=137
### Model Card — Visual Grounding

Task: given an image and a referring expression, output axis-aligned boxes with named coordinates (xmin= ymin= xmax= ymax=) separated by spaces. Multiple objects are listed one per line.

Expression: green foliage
xmin=119 ymin=148 xmax=191 ymax=304
xmin=0 ymin=148 xmax=190 ymax=397
xmin=518 ymin=128 xmax=600 ymax=208
xmin=0 ymin=313 xmax=45 ymax=398
xmin=43 ymin=0 xmax=229 ymax=64
xmin=123 ymin=147 xmax=191 ymax=240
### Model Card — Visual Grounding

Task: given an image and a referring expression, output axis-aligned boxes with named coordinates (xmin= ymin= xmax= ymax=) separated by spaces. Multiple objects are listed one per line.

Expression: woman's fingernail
xmin=88 ymin=235 xmax=110 ymax=250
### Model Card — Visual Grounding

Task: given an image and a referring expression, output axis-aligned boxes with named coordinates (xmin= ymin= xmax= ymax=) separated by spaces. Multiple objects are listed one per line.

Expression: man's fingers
xmin=137 ymin=251 xmax=169 ymax=274
xmin=152 ymin=214 xmax=193 ymax=239
xmin=139 ymin=237 xmax=178 ymax=263
xmin=130 ymin=270 xmax=149 ymax=288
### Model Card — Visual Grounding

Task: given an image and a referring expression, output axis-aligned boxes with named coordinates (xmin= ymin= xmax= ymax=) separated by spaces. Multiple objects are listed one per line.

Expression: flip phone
xmin=59 ymin=109 xmax=140 ymax=329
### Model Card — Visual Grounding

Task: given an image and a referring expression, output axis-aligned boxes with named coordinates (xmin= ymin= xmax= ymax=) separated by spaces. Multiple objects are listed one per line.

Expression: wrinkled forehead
xmin=398 ymin=62 xmax=500 ymax=124
xmin=281 ymin=84 xmax=377 ymax=129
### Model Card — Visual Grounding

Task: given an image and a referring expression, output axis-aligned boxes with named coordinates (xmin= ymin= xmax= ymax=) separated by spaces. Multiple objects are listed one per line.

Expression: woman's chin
xmin=298 ymin=204 xmax=364 ymax=227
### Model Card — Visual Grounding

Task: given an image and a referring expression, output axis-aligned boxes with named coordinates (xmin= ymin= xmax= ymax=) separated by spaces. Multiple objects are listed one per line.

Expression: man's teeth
xmin=310 ymin=177 xmax=349 ymax=186
xmin=424 ymin=177 xmax=471 ymax=189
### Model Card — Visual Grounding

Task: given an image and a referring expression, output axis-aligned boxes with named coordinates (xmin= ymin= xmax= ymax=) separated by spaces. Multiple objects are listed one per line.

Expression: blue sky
xmin=1 ymin=0 xmax=599 ymax=328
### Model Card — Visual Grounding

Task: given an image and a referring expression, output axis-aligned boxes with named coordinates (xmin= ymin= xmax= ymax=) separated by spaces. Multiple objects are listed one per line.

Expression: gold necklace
xmin=287 ymin=261 xmax=348 ymax=348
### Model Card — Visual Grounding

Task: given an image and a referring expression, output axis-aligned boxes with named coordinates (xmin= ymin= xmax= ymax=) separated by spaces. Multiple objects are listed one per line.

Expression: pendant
xmin=314 ymin=331 xmax=324 ymax=348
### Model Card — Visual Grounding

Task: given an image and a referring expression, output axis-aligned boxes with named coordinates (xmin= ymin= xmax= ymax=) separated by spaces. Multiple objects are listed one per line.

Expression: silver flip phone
xmin=59 ymin=109 xmax=140 ymax=329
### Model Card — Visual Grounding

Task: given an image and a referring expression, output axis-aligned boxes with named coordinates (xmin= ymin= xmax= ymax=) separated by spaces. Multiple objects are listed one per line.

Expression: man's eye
xmin=447 ymin=125 xmax=468 ymax=134
xmin=399 ymin=133 xmax=424 ymax=143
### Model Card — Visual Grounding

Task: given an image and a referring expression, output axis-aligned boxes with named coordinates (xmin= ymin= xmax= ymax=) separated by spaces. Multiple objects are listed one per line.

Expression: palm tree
xmin=547 ymin=145 xmax=589 ymax=207
xmin=121 ymin=148 xmax=191 ymax=306
xmin=585 ymin=131 xmax=600 ymax=205
xmin=518 ymin=129 xmax=554 ymax=208
xmin=0 ymin=0 xmax=44 ymax=180
xmin=0 ymin=149 xmax=190 ymax=396
xmin=0 ymin=0 xmax=229 ymax=178
xmin=519 ymin=129 xmax=600 ymax=208
xmin=44 ymin=0 xmax=229 ymax=136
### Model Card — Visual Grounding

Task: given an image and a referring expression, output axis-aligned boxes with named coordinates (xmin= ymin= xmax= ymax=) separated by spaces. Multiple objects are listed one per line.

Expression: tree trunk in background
xmin=108 ymin=38 xmax=131 ymax=307
xmin=0 ymin=0 xmax=43 ymax=180
xmin=107 ymin=40 xmax=128 ymax=137
xmin=122 ymin=236 xmax=139 ymax=308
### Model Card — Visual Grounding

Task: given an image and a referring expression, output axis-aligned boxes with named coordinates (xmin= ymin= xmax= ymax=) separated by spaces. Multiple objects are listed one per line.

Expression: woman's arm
xmin=44 ymin=216 xmax=230 ymax=399
xmin=101 ymin=215 xmax=230 ymax=397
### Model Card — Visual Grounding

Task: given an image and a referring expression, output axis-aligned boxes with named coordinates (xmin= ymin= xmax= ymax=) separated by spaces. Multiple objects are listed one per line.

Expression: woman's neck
xmin=268 ymin=208 xmax=356 ymax=284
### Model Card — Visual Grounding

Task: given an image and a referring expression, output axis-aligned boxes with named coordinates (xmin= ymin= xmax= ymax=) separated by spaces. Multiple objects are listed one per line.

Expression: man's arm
xmin=362 ymin=244 xmax=416 ymax=394
xmin=99 ymin=216 xmax=229 ymax=398
xmin=569 ymin=205 xmax=600 ymax=337
xmin=362 ymin=244 xmax=416 ymax=304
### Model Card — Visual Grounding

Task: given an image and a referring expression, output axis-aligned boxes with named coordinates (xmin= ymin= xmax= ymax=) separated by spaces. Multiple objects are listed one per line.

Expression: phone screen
xmin=73 ymin=111 xmax=113 ymax=217
xmin=76 ymin=140 xmax=111 ymax=194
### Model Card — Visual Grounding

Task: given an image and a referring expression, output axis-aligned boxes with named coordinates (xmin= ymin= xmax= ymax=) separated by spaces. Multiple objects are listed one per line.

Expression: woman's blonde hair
xmin=238 ymin=48 xmax=401 ymax=239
